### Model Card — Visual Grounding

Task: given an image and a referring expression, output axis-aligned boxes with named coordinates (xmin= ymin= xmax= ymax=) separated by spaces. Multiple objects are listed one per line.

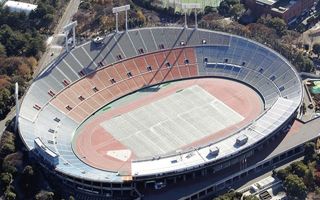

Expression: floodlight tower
xmin=181 ymin=3 xmax=201 ymax=29
xmin=112 ymin=5 xmax=130 ymax=33
xmin=63 ymin=21 xmax=78 ymax=52
xmin=14 ymin=82 xmax=19 ymax=132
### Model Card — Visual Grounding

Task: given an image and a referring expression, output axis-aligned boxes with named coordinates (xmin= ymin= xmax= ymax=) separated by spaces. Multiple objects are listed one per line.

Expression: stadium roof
xmin=18 ymin=27 xmax=303 ymax=182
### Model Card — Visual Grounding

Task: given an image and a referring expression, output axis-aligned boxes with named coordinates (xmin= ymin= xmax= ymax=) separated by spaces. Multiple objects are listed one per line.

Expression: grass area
xmin=168 ymin=0 xmax=222 ymax=12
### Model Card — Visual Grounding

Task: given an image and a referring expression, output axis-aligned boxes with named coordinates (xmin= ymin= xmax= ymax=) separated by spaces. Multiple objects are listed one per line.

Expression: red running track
xmin=73 ymin=78 xmax=264 ymax=175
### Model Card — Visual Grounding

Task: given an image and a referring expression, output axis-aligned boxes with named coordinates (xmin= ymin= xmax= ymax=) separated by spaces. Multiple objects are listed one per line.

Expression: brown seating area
xmin=50 ymin=47 xmax=199 ymax=123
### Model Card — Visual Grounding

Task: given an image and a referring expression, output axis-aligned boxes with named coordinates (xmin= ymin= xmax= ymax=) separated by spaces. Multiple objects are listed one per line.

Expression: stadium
xmin=18 ymin=26 xmax=302 ymax=199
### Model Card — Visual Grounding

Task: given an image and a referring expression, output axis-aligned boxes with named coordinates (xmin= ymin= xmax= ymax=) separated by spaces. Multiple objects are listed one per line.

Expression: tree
xmin=284 ymin=174 xmax=307 ymax=199
xmin=0 ymin=143 xmax=15 ymax=156
xmin=137 ymin=10 xmax=146 ymax=25
xmin=35 ymin=190 xmax=54 ymax=200
xmin=276 ymin=168 xmax=290 ymax=180
xmin=218 ymin=1 xmax=231 ymax=16
xmin=313 ymin=43 xmax=320 ymax=58
xmin=2 ymin=160 xmax=17 ymax=174
xmin=0 ymin=42 xmax=6 ymax=57
xmin=229 ymin=3 xmax=245 ymax=20
xmin=21 ymin=165 xmax=35 ymax=190
xmin=225 ymin=0 xmax=239 ymax=6
xmin=258 ymin=16 xmax=287 ymax=36
xmin=268 ymin=17 xmax=287 ymax=36
xmin=214 ymin=190 xmax=242 ymax=200
xmin=4 ymin=185 xmax=16 ymax=200
xmin=295 ymin=53 xmax=314 ymax=72
xmin=4 ymin=190 xmax=16 ymax=200
xmin=204 ymin=6 xmax=216 ymax=14
xmin=291 ymin=161 xmax=308 ymax=177
xmin=304 ymin=169 xmax=315 ymax=190
xmin=69 ymin=196 xmax=75 ymax=200
xmin=0 ymin=173 xmax=12 ymax=186
xmin=23 ymin=165 xmax=34 ymax=177
xmin=304 ymin=142 xmax=316 ymax=162
xmin=243 ymin=195 xmax=259 ymax=200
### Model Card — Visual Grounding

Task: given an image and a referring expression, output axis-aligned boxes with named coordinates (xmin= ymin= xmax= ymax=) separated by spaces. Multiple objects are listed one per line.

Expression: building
xmin=244 ymin=0 xmax=315 ymax=24
xmin=3 ymin=1 xmax=37 ymax=15
xmin=18 ymin=26 xmax=302 ymax=199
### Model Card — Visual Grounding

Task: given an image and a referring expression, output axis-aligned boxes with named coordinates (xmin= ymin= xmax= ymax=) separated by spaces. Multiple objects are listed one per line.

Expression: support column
xmin=184 ymin=11 xmax=188 ymax=28
xmin=65 ymin=34 xmax=69 ymax=52
xmin=72 ymin=26 xmax=76 ymax=47
xmin=116 ymin=12 xmax=119 ymax=32
xmin=14 ymin=83 xmax=19 ymax=132
xmin=195 ymin=9 xmax=198 ymax=29
xmin=125 ymin=10 xmax=128 ymax=31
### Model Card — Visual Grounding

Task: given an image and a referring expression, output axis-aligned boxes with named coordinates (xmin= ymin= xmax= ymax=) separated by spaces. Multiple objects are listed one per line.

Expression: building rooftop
xmin=3 ymin=1 xmax=37 ymax=14
xmin=256 ymin=0 xmax=278 ymax=6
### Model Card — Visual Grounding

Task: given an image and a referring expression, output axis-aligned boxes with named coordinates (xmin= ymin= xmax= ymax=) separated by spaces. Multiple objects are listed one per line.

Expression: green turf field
xmin=162 ymin=0 xmax=222 ymax=12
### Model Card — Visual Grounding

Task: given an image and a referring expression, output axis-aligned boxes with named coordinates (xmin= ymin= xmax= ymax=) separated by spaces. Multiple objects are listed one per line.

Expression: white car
xmin=92 ymin=37 xmax=104 ymax=44
xmin=154 ymin=182 xmax=166 ymax=190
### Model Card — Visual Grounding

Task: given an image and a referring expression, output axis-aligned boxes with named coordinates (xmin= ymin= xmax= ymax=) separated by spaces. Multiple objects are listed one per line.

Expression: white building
xmin=3 ymin=1 xmax=37 ymax=15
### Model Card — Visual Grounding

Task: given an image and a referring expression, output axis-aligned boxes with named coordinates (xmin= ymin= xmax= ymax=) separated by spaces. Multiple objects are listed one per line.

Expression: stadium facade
xmin=18 ymin=27 xmax=302 ymax=199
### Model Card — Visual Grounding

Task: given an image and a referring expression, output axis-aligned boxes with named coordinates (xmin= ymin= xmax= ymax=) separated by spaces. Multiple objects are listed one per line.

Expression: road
xmin=0 ymin=0 xmax=80 ymax=136
xmin=35 ymin=0 xmax=81 ymax=74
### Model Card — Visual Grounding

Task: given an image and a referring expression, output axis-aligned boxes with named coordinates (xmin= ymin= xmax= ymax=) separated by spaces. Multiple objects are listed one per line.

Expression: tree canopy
xmin=313 ymin=43 xmax=320 ymax=57
xmin=283 ymin=174 xmax=307 ymax=199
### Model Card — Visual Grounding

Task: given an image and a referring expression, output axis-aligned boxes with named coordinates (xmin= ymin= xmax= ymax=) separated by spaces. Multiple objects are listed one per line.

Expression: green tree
xmin=0 ymin=173 xmax=12 ymax=186
xmin=218 ymin=1 xmax=231 ymax=16
xmin=229 ymin=3 xmax=245 ymax=20
xmin=0 ymin=143 xmax=15 ymax=156
xmin=2 ymin=160 xmax=17 ymax=174
xmin=204 ymin=6 xmax=216 ymax=14
xmin=295 ymin=53 xmax=314 ymax=72
xmin=291 ymin=161 xmax=308 ymax=177
xmin=35 ymin=190 xmax=54 ymax=200
xmin=268 ymin=17 xmax=287 ymax=36
xmin=225 ymin=0 xmax=239 ymax=6
xmin=21 ymin=165 xmax=35 ymax=191
xmin=0 ymin=25 xmax=27 ymax=56
xmin=243 ymin=195 xmax=259 ymax=200
xmin=304 ymin=169 xmax=315 ymax=190
xmin=304 ymin=142 xmax=316 ymax=162
xmin=0 ymin=42 xmax=6 ymax=57
xmin=4 ymin=185 xmax=16 ymax=200
xmin=4 ymin=190 xmax=16 ymax=200
xmin=214 ymin=190 xmax=242 ymax=200
xmin=69 ymin=196 xmax=75 ymax=200
xmin=284 ymin=174 xmax=307 ymax=199
xmin=276 ymin=168 xmax=290 ymax=180
xmin=258 ymin=16 xmax=287 ymax=36
xmin=313 ymin=43 xmax=320 ymax=58
xmin=23 ymin=165 xmax=34 ymax=177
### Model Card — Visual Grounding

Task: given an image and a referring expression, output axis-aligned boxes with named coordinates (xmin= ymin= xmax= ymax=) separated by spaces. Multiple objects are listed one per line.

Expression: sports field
xmin=72 ymin=78 xmax=263 ymax=173
xmin=163 ymin=0 xmax=222 ymax=11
